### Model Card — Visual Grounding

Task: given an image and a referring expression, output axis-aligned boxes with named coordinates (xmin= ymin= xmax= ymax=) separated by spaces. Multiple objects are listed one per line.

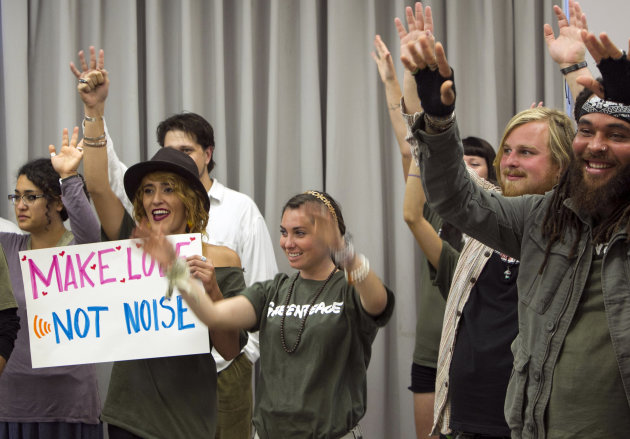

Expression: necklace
xmin=280 ymin=267 xmax=337 ymax=354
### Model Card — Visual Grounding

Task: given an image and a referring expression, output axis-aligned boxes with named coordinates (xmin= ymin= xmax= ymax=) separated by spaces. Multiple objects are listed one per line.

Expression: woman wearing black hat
xmin=88 ymin=147 xmax=245 ymax=439
xmin=140 ymin=189 xmax=395 ymax=439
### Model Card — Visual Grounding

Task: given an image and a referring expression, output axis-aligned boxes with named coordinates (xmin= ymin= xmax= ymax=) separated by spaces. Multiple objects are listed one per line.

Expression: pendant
xmin=504 ymin=267 xmax=512 ymax=280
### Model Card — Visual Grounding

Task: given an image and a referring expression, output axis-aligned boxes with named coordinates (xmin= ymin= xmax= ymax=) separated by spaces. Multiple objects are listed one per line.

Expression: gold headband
xmin=305 ymin=190 xmax=338 ymax=225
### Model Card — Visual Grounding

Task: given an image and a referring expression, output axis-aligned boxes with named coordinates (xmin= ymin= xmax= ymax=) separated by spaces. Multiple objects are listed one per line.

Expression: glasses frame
xmin=8 ymin=194 xmax=47 ymax=206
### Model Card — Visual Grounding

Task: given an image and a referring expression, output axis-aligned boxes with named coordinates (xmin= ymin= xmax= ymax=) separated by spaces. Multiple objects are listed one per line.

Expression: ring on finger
xmin=76 ymin=146 xmax=84 ymax=152
xmin=79 ymin=78 xmax=89 ymax=84
xmin=201 ymin=256 xmax=207 ymax=262
xmin=50 ymin=152 xmax=56 ymax=157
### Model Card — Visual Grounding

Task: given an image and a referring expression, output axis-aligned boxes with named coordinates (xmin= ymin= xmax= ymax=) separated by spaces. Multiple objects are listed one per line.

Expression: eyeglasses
xmin=8 ymin=194 xmax=47 ymax=206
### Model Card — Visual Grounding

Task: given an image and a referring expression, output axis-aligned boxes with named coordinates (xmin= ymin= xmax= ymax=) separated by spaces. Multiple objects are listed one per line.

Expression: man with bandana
xmin=402 ymin=25 xmax=630 ymax=438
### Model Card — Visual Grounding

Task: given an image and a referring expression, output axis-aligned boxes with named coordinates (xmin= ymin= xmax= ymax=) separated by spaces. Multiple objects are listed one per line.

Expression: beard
xmin=568 ymin=159 xmax=630 ymax=219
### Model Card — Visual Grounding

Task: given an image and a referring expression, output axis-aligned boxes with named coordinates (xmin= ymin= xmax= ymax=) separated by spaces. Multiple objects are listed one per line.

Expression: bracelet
xmin=345 ymin=253 xmax=370 ymax=285
xmin=84 ymin=115 xmax=103 ymax=123
xmin=332 ymin=233 xmax=355 ymax=268
xmin=83 ymin=132 xmax=106 ymax=142
xmin=83 ymin=139 xmax=107 ymax=148
xmin=560 ymin=61 xmax=587 ymax=75
xmin=408 ymin=173 xmax=421 ymax=179
xmin=425 ymin=111 xmax=456 ymax=132
xmin=165 ymin=258 xmax=198 ymax=303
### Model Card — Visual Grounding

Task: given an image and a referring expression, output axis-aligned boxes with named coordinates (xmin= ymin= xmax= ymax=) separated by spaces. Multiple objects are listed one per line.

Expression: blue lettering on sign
xmin=123 ymin=297 xmax=195 ymax=334
xmin=52 ymin=306 xmax=110 ymax=344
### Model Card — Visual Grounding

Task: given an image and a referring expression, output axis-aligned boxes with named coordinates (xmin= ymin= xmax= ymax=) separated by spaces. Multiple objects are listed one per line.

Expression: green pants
xmin=215 ymin=353 xmax=253 ymax=439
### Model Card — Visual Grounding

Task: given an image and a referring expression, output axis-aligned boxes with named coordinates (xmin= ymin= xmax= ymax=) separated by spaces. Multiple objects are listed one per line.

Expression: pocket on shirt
xmin=504 ymin=341 xmax=530 ymax=431
xmin=518 ymin=229 xmax=572 ymax=314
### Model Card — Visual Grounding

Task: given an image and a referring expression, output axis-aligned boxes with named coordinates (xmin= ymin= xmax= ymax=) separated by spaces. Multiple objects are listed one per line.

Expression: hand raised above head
xmin=49 ymin=127 xmax=83 ymax=179
xmin=579 ymin=31 xmax=630 ymax=105
xmin=405 ymin=33 xmax=455 ymax=117
xmin=371 ymin=35 xmax=397 ymax=83
xmin=396 ymin=2 xmax=433 ymax=72
xmin=544 ymin=0 xmax=588 ymax=67
xmin=69 ymin=46 xmax=109 ymax=109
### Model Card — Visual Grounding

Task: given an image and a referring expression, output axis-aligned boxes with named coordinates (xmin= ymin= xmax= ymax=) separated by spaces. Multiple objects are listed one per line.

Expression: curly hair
xmin=17 ymin=158 xmax=90 ymax=224
xmin=132 ymin=171 xmax=209 ymax=235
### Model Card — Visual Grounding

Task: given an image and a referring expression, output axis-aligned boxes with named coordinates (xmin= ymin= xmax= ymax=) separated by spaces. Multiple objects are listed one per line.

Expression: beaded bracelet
xmin=345 ymin=253 xmax=370 ymax=285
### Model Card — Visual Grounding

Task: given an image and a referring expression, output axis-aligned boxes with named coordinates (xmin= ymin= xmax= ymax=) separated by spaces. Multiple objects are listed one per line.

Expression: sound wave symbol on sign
xmin=33 ymin=315 xmax=52 ymax=339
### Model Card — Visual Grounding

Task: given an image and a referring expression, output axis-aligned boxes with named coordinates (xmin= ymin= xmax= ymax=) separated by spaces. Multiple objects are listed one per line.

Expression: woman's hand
xmin=49 ymin=127 xmax=83 ymax=179
xmin=133 ymin=219 xmax=177 ymax=271
xmin=186 ymin=255 xmax=217 ymax=295
xmin=69 ymin=46 xmax=109 ymax=111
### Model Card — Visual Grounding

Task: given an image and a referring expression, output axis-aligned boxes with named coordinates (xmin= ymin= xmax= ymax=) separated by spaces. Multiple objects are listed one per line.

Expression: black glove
xmin=414 ymin=67 xmax=456 ymax=117
xmin=597 ymin=52 xmax=630 ymax=106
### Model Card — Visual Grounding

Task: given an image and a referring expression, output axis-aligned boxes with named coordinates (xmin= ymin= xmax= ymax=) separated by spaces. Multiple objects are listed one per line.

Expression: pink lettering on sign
xmin=127 ymin=248 xmax=141 ymax=281
xmin=29 ymin=256 xmax=62 ymax=300
xmin=98 ymin=248 xmax=116 ymax=285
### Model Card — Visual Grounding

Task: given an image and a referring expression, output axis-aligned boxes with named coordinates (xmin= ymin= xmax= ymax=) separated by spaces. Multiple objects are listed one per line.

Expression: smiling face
xmin=280 ymin=205 xmax=333 ymax=279
xmin=14 ymin=174 xmax=63 ymax=233
xmin=498 ymin=121 xmax=560 ymax=197
xmin=141 ymin=175 xmax=187 ymax=235
xmin=163 ymin=130 xmax=212 ymax=188
xmin=572 ymin=112 xmax=630 ymax=189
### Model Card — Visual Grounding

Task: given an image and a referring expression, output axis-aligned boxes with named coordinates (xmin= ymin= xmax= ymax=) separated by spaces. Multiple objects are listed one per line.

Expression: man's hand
xmin=69 ymin=46 xmax=109 ymax=110
xmin=579 ymin=31 xmax=630 ymax=104
xmin=544 ymin=0 xmax=588 ymax=68
xmin=404 ymin=32 xmax=455 ymax=116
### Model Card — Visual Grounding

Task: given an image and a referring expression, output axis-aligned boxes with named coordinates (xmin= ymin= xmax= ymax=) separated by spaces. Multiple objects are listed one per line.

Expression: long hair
xmin=132 ymin=171 xmax=209 ymax=235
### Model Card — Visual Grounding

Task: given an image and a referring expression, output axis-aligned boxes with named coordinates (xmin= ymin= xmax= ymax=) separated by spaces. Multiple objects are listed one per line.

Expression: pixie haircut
xmin=462 ymin=136 xmax=497 ymax=184
xmin=492 ymin=107 xmax=575 ymax=181
xmin=17 ymin=158 xmax=89 ymax=223
xmin=156 ymin=112 xmax=216 ymax=173
xmin=282 ymin=191 xmax=346 ymax=237
xmin=132 ymin=171 xmax=209 ymax=235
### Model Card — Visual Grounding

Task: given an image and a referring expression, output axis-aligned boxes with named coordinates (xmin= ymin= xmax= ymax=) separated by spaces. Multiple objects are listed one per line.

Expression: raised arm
xmin=402 ymin=160 xmax=442 ymax=269
xmin=396 ymin=2 xmax=433 ymax=115
xmin=544 ymin=0 xmax=592 ymax=101
xmin=70 ymin=47 xmax=126 ymax=240
xmin=372 ymin=35 xmax=411 ymax=177
xmin=49 ymin=127 xmax=101 ymax=244
xmin=579 ymin=30 xmax=630 ymax=105
xmin=137 ymin=222 xmax=258 ymax=331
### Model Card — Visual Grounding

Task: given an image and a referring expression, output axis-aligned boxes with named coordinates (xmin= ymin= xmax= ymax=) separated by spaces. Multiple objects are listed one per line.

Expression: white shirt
xmin=104 ymin=124 xmax=278 ymax=368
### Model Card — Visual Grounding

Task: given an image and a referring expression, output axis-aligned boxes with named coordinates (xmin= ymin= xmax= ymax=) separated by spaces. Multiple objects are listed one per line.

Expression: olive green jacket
xmin=412 ymin=118 xmax=630 ymax=439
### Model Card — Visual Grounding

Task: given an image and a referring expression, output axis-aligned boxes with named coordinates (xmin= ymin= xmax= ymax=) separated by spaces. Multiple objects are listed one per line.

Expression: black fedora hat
xmin=123 ymin=148 xmax=210 ymax=212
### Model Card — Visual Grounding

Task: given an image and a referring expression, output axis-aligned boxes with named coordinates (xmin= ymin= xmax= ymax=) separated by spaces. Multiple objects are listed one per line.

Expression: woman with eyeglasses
xmin=0 ymin=128 xmax=102 ymax=439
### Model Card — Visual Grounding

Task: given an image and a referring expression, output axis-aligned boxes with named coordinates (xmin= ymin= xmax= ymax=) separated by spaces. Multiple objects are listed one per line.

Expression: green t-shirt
xmin=240 ymin=271 xmax=395 ymax=439
xmin=413 ymin=205 xmax=448 ymax=367
xmin=101 ymin=212 xmax=247 ymax=438
xmin=102 ymin=266 xmax=246 ymax=439
xmin=545 ymin=252 xmax=630 ymax=436
xmin=0 ymin=248 xmax=17 ymax=311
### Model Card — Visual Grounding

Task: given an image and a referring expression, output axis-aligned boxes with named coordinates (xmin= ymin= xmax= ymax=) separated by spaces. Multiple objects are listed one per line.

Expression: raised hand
xmin=544 ymin=0 xmax=588 ymax=67
xmin=579 ymin=31 xmax=630 ymax=104
xmin=49 ymin=127 xmax=83 ymax=179
xmin=396 ymin=2 xmax=433 ymax=73
xmin=133 ymin=220 xmax=177 ymax=270
xmin=371 ymin=35 xmax=397 ymax=83
xmin=405 ymin=32 xmax=455 ymax=116
xmin=69 ymin=46 xmax=109 ymax=110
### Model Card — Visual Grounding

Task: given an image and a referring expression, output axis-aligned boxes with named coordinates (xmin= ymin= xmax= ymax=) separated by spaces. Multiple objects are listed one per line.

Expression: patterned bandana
xmin=578 ymin=96 xmax=630 ymax=124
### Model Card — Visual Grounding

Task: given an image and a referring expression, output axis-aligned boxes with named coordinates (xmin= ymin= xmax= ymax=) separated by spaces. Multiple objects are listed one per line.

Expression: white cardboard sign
xmin=19 ymin=233 xmax=209 ymax=368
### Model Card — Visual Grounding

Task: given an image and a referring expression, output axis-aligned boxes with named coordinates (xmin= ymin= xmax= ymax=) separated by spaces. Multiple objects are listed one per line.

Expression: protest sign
xmin=19 ymin=233 xmax=209 ymax=368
